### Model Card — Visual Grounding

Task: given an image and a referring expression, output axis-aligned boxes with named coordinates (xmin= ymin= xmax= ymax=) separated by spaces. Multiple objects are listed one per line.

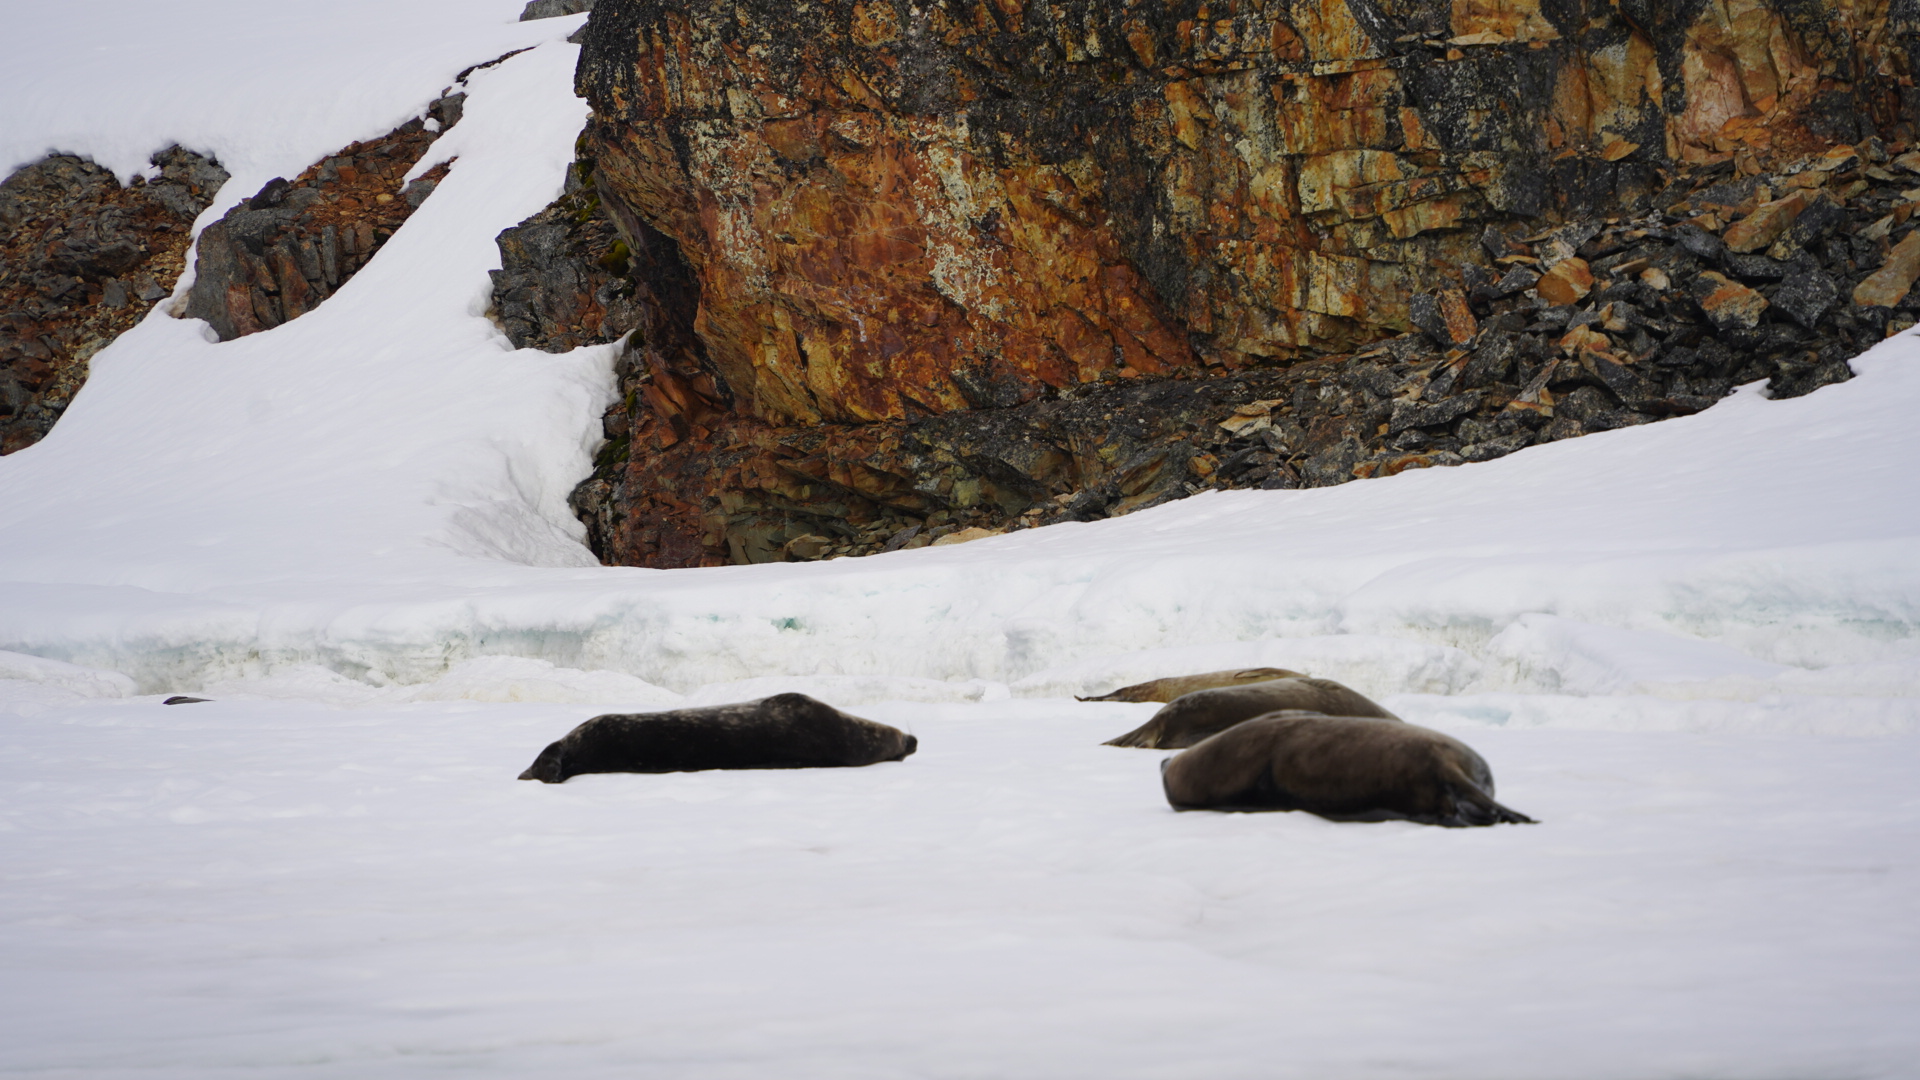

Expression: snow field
xmin=1 ymin=694 xmax=1915 ymax=1078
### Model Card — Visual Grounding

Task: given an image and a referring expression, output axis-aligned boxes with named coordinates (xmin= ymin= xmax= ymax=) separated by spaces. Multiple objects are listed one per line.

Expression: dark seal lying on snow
xmin=1077 ymin=666 xmax=1305 ymax=703
xmin=1103 ymin=677 xmax=1397 ymax=748
xmin=1161 ymin=714 xmax=1535 ymax=826
xmin=518 ymin=693 xmax=918 ymax=783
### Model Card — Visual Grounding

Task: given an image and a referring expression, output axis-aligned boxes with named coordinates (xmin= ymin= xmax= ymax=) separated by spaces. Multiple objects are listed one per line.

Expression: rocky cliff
xmin=0 ymin=149 xmax=227 ymax=454
xmin=517 ymin=0 xmax=1920 ymax=567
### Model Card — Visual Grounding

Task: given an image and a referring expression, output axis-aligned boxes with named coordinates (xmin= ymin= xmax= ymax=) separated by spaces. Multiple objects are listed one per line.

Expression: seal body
xmin=1103 ymin=677 xmax=1397 ymax=748
xmin=518 ymin=693 xmax=917 ymax=783
xmin=1160 ymin=714 xmax=1534 ymax=826
xmin=1078 ymin=666 xmax=1305 ymax=703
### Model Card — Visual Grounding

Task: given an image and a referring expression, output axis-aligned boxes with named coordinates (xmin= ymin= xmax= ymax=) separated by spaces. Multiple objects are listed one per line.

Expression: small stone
xmin=100 ymin=278 xmax=128 ymax=309
xmin=931 ymin=526 xmax=1001 ymax=546
xmin=1722 ymin=191 xmax=1807 ymax=253
xmin=1217 ymin=399 xmax=1280 ymax=436
xmin=1771 ymin=270 xmax=1840 ymax=328
xmin=1534 ymin=258 xmax=1593 ymax=306
xmin=782 ymin=534 xmax=834 ymax=560
xmin=1600 ymin=138 xmax=1639 ymax=162
xmin=521 ymin=0 xmax=594 ymax=17
xmin=1558 ymin=324 xmax=1611 ymax=356
xmin=1387 ymin=393 xmax=1480 ymax=435
xmin=1690 ymin=271 xmax=1769 ymax=330
xmin=1639 ymin=267 xmax=1671 ymax=291
xmin=1852 ymin=230 xmax=1920 ymax=309
xmin=1412 ymin=288 xmax=1476 ymax=346
xmin=1492 ymin=264 xmax=1540 ymax=296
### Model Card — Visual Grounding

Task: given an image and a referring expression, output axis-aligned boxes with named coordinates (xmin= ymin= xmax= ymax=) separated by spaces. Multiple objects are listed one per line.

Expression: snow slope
xmin=1 ymin=2 xmax=1917 ymax=1076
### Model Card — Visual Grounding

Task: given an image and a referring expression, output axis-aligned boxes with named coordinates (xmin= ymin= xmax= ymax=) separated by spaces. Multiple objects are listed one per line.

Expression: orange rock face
xmin=579 ymin=1 xmax=1903 ymax=419
xmin=561 ymin=0 xmax=1920 ymax=566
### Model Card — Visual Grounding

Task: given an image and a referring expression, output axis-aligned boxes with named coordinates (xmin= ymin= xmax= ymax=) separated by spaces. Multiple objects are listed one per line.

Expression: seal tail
xmin=1078 ymin=691 xmax=1124 ymax=703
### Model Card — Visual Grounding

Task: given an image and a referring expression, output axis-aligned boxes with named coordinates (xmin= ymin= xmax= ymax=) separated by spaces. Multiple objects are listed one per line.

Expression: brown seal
xmin=1160 ymin=714 xmax=1535 ymax=826
xmin=518 ymin=692 xmax=918 ymax=783
xmin=1077 ymin=667 xmax=1306 ymax=703
xmin=1103 ymin=677 xmax=1397 ymax=748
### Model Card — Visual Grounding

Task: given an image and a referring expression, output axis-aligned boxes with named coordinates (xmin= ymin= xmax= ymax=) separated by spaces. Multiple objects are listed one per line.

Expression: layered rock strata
xmin=183 ymin=96 xmax=464 ymax=341
xmin=0 ymin=148 xmax=228 ymax=454
xmin=508 ymin=0 xmax=1920 ymax=565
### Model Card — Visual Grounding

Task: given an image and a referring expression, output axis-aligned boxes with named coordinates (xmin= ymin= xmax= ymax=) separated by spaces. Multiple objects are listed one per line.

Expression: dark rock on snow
xmin=1 ymin=147 xmax=227 ymax=454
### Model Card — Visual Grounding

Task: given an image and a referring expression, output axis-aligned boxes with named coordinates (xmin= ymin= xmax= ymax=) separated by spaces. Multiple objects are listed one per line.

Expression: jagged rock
xmin=1691 ymin=272 xmax=1770 ymax=331
xmin=1853 ymin=231 xmax=1920 ymax=310
xmin=1772 ymin=270 xmax=1840 ymax=329
xmin=182 ymin=106 xmax=460 ymax=341
xmin=1723 ymin=192 xmax=1808 ymax=253
xmin=1536 ymin=259 xmax=1595 ymax=306
xmin=1 ymin=147 xmax=227 ymax=454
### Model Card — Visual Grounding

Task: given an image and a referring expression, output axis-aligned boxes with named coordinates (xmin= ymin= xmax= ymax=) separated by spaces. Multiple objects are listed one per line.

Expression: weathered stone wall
xmin=516 ymin=0 xmax=1920 ymax=566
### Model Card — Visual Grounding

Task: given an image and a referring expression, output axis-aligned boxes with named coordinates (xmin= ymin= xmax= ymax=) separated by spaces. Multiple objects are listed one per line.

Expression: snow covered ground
xmin=2 ymin=2 xmax=1917 ymax=1076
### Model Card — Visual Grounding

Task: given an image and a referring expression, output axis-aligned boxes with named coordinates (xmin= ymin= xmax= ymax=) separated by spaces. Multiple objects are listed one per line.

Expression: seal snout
xmin=900 ymin=734 xmax=919 ymax=758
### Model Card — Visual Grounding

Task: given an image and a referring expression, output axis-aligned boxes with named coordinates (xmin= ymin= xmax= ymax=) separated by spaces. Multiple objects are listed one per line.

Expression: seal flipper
xmin=1102 ymin=725 xmax=1160 ymax=748
xmin=1449 ymin=783 xmax=1536 ymax=826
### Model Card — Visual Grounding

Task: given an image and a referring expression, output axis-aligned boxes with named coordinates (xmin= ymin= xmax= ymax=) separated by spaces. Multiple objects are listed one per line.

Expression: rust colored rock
xmin=1853 ymin=231 xmax=1920 ymax=309
xmin=1722 ymin=191 xmax=1808 ymax=253
xmin=1 ymin=148 xmax=227 ymax=454
xmin=1535 ymin=259 xmax=1594 ymax=306
xmin=547 ymin=0 xmax=1920 ymax=568
xmin=1411 ymin=288 xmax=1477 ymax=347
xmin=575 ymin=0 xmax=1904 ymax=421
xmin=1691 ymin=272 xmax=1770 ymax=331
